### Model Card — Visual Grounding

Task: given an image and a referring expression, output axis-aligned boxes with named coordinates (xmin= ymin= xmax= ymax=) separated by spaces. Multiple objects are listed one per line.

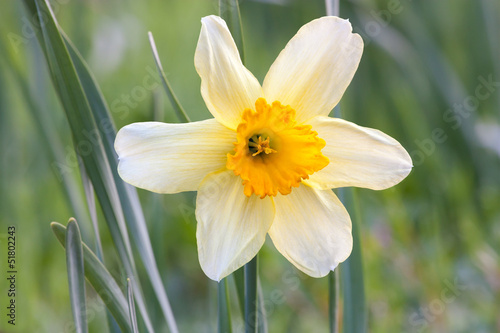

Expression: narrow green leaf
xmin=148 ymin=32 xmax=190 ymax=123
xmin=219 ymin=0 xmax=245 ymax=63
xmin=124 ymin=188 xmax=180 ymax=333
xmin=127 ymin=278 xmax=139 ymax=333
xmin=64 ymin=34 xmax=173 ymax=332
xmin=21 ymin=1 xmax=179 ymax=331
xmin=65 ymin=29 xmax=179 ymax=333
xmin=28 ymin=0 xmax=154 ymax=329
xmin=61 ymin=32 xmax=117 ymax=150
xmin=218 ymin=278 xmax=232 ymax=333
xmin=339 ymin=188 xmax=366 ymax=333
xmin=66 ymin=218 xmax=88 ymax=333
xmin=2 ymin=37 xmax=121 ymax=333
xmin=244 ymin=256 xmax=258 ymax=333
xmin=52 ymin=222 xmax=132 ymax=333
xmin=78 ymin=155 xmax=104 ymax=260
xmin=0 ymin=40 xmax=90 ymax=240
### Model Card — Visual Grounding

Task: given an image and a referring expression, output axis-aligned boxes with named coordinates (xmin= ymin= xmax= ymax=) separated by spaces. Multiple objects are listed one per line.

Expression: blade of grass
xmin=148 ymin=32 xmax=190 ymax=123
xmin=218 ymin=278 xmax=232 ymax=333
xmin=23 ymin=1 xmax=154 ymax=331
xmin=244 ymin=255 xmax=258 ymax=333
xmin=219 ymin=0 xmax=245 ymax=63
xmin=127 ymin=278 xmax=140 ymax=333
xmin=52 ymin=222 xmax=132 ymax=333
xmin=66 ymin=218 xmax=88 ymax=333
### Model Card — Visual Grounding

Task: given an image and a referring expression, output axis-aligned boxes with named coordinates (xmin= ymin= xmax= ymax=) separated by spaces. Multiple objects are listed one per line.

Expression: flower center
xmin=227 ymin=98 xmax=329 ymax=198
xmin=248 ymin=135 xmax=277 ymax=156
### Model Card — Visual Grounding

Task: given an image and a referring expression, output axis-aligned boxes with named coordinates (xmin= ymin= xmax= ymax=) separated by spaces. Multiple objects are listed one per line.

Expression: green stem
xmin=341 ymin=189 xmax=367 ymax=333
xmin=325 ymin=0 xmax=339 ymax=16
xmin=328 ymin=269 xmax=340 ymax=333
xmin=233 ymin=267 xmax=245 ymax=316
xmin=244 ymin=255 xmax=258 ymax=333
xmin=218 ymin=278 xmax=232 ymax=333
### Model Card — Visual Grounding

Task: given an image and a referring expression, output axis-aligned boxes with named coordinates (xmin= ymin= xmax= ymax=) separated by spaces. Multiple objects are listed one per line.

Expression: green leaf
xmin=339 ymin=188 xmax=366 ymax=333
xmin=78 ymin=155 xmax=104 ymax=260
xmin=244 ymin=256 xmax=258 ymax=333
xmin=219 ymin=0 xmax=245 ymax=63
xmin=66 ymin=218 xmax=88 ymax=333
xmin=0 ymin=39 xmax=90 ymax=240
xmin=25 ymin=1 xmax=153 ymax=330
xmin=64 ymin=21 xmax=179 ymax=333
xmin=127 ymin=278 xmax=140 ymax=333
xmin=52 ymin=222 xmax=132 ymax=333
xmin=148 ymin=32 xmax=190 ymax=123
xmin=218 ymin=278 xmax=232 ymax=333
xmin=22 ymin=1 xmax=179 ymax=331
xmin=2 ymin=32 xmax=121 ymax=333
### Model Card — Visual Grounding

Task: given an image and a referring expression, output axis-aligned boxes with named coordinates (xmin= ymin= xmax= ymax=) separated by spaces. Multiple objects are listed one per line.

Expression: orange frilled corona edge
xmin=227 ymin=98 xmax=329 ymax=198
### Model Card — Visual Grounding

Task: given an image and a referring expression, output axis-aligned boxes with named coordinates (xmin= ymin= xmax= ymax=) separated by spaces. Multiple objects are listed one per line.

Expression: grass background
xmin=0 ymin=0 xmax=499 ymax=332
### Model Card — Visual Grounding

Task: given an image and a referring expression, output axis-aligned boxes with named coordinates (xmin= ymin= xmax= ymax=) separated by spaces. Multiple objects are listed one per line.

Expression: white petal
xmin=263 ymin=16 xmax=363 ymax=123
xmin=115 ymin=119 xmax=235 ymax=194
xmin=269 ymin=185 xmax=352 ymax=277
xmin=195 ymin=16 xmax=263 ymax=130
xmin=196 ymin=170 xmax=275 ymax=281
xmin=304 ymin=116 xmax=412 ymax=190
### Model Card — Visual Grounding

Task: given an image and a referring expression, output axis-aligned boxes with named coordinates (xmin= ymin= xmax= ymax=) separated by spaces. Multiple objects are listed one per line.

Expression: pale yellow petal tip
xmin=114 ymin=124 xmax=129 ymax=156
xmin=401 ymin=148 xmax=415 ymax=175
xmin=199 ymin=260 xmax=236 ymax=282
xmin=322 ymin=16 xmax=365 ymax=50
xmin=202 ymin=266 xmax=223 ymax=282
xmin=114 ymin=122 xmax=150 ymax=156
xmin=201 ymin=15 xmax=222 ymax=25
xmin=330 ymin=262 xmax=340 ymax=272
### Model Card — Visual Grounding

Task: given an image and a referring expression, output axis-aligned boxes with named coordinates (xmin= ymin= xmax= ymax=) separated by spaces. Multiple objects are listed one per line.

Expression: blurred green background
xmin=1 ymin=0 xmax=499 ymax=332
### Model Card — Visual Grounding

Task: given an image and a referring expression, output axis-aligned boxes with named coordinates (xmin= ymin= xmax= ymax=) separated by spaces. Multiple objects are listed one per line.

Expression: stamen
xmin=248 ymin=135 xmax=277 ymax=157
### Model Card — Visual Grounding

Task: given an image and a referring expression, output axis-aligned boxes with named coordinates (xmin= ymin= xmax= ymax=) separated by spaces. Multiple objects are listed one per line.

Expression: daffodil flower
xmin=114 ymin=15 xmax=412 ymax=281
